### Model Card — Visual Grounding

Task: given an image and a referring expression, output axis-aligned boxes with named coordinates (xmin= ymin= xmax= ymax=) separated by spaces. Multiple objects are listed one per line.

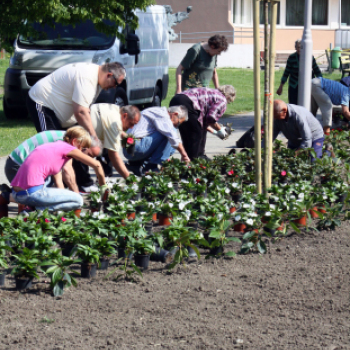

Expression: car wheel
xmin=3 ymin=99 xmax=28 ymax=119
xmin=151 ymin=86 xmax=162 ymax=107
xmin=115 ymin=87 xmax=128 ymax=107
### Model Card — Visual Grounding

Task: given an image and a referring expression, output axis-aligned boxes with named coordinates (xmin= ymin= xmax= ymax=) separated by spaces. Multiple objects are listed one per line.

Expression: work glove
xmin=216 ymin=128 xmax=227 ymax=140
xmin=99 ymin=184 xmax=109 ymax=201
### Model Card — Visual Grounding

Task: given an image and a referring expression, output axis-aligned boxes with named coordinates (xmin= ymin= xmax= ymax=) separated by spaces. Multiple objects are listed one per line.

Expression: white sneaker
xmin=80 ymin=184 xmax=99 ymax=194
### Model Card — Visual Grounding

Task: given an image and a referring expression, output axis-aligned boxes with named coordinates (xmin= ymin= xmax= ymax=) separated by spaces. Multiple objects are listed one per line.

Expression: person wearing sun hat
xmin=273 ymin=100 xmax=324 ymax=159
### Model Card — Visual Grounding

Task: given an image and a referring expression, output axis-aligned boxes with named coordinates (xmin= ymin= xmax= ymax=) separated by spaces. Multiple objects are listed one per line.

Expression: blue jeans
xmin=12 ymin=183 xmax=83 ymax=212
xmin=288 ymin=137 xmax=324 ymax=160
xmin=123 ymin=131 xmax=175 ymax=165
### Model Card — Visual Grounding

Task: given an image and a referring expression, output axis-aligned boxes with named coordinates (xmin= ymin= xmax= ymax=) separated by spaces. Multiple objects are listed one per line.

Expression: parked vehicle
xmin=3 ymin=5 xmax=169 ymax=119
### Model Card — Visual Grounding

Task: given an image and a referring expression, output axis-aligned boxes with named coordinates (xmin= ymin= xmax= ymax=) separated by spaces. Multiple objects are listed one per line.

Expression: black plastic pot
xmin=15 ymin=277 xmax=33 ymax=290
xmin=151 ymin=247 xmax=173 ymax=263
xmin=231 ymin=193 xmax=242 ymax=203
xmin=144 ymin=222 xmax=153 ymax=235
xmin=172 ymin=182 xmax=180 ymax=191
xmin=60 ymin=243 xmax=75 ymax=257
xmin=186 ymin=246 xmax=198 ymax=258
xmin=134 ymin=254 xmax=150 ymax=269
xmin=117 ymin=248 xmax=133 ymax=260
xmin=209 ymin=246 xmax=224 ymax=256
xmin=135 ymin=204 xmax=147 ymax=213
xmin=81 ymin=263 xmax=97 ymax=278
xmin=336 ymin=193 xmax=347 ymax=203
xmin=187 ymin=221 xmax=199 ymax=230
xmin=99 ymin=258 xmax=110 ymax=270
xmin=0 ymin=271 xmax=5 ymax=287
xmin=133 ymin=192 xmax=142 ymax=201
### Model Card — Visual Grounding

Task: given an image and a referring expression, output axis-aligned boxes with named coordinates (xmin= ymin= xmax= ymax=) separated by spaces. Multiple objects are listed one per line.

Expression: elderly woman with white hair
xmin=169 ymin=85 xmax=236 ymax=160
xmin=277 ymin=39 xmax=322 ymax=105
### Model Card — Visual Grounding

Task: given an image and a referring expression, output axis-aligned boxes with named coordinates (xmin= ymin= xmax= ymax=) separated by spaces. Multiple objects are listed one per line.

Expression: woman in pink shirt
xmin=10 ymin=126 xmax=106 ymax=212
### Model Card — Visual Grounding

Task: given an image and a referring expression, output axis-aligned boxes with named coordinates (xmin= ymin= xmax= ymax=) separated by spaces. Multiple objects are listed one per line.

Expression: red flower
xmin=200 ymin=165 xmax=206 ymax=169
xmin=23 ymin=218 xmax=27 ymax=222
xmin=281 ymin=170 xmax=287 ymax=176
xmin=61 ymin=217 xmax=67 ymax=222
xmin=337 ymin=128 xmax=342 ymax=131
xmin=228 ymin=170 xmax=234 ymax=176
xmin=37 ymin=219 xmax=40 ymax=224
xmin=196 ymin=178 xmax=201 ymax=183
xmin=45 ymin=219 xmax=50 ymax=223
xmin=126 ymin=137 xmax=134 ymax=145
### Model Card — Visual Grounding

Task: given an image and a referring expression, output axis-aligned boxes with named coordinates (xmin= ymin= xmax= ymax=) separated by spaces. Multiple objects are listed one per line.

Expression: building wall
xmin=156 ymin=0 xmax=234 ymax=43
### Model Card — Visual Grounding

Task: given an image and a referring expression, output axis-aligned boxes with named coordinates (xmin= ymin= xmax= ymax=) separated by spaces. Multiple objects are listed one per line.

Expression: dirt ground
xmin=0 ymin=223 xmax=349 ymax=350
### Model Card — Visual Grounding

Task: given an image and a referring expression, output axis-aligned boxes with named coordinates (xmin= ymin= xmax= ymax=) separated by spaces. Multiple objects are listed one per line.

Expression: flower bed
xmin=1 ymin=131 xmax=350 ymax=296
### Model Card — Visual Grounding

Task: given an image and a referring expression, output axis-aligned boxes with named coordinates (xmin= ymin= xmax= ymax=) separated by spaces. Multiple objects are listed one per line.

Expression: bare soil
xmin=0 ymin=224 xmax=350 ymax=350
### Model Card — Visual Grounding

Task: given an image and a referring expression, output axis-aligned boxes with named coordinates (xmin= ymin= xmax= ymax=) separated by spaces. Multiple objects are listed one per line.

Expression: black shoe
xmin=126 ymin=162 xmax=143 ymax=176
xmin=0 ymin=184 xmax=11 ymax=193
xmin=198 ymin=154 xmax=210 ymax=161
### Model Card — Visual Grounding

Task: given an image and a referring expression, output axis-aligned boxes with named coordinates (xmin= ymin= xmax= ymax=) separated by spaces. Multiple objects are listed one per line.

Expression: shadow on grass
xmin=0 ymin=96 xmax=33 ymax=129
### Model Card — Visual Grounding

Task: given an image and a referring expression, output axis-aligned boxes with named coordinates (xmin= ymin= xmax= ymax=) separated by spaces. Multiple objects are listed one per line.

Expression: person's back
xmin=11 ymin=141 xmax=76 ymax=190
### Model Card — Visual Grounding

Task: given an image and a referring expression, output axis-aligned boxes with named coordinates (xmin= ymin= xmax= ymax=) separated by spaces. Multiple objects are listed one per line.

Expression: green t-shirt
xmin=181 ymin=43 xmax=217 ymax=90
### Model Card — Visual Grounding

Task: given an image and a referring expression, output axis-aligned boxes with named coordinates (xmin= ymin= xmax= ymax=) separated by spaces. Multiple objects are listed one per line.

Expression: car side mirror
xmin=126 ymin=33 xmax=140 ymax=56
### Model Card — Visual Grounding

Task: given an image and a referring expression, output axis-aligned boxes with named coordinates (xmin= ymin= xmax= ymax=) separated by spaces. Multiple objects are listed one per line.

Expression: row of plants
xmin=2 ymin=129 xmax=350 ymax=297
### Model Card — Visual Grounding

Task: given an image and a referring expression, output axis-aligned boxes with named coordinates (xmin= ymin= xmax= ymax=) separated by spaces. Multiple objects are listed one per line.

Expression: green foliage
xmin=0 ymin=0 xmax=155 ymax=52
xmin=106 ymin=256 xmax=143 ymax=282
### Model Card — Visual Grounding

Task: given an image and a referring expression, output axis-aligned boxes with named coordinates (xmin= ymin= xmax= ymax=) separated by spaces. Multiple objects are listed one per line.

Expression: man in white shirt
xmin=27 ymin=62 xmax=126 ymax=138
xmin=124 ymin=106 xmax=190 ymax=175
xmin=27 ymin=61 xmax=126 ymax=191
xmin=88 ymin=104 xmax=141 ymax=179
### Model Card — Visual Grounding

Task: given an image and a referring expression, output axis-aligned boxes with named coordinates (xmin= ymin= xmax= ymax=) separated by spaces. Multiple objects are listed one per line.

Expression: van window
xmin=18 ymin=20 xmax=116 ymax=50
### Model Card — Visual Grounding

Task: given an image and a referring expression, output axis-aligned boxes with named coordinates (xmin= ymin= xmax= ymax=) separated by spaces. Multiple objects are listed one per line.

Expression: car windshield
xmin=18 ymin=20 xmax=115 ymax=50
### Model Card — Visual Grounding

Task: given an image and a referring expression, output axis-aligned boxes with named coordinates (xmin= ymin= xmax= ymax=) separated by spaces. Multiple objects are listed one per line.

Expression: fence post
xmin=232 ymin=29 xmax=235 ymax=44
xmin=180 ymin=31 xmax=182 ymax=43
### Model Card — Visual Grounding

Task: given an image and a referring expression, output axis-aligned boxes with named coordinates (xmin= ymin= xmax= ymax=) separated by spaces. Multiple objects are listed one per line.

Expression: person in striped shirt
xmin=124 ymin=105 xmax=190 ymax=175
xmin=311 ymin=77 xmax=350 ymax=134
xmin=169 ymin=85 xmax=236 ymax=160
xmin=277 ymin=39 xmax=322 ymax=105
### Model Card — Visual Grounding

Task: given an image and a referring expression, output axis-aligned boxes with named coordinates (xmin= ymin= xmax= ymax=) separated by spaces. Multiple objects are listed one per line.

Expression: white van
xmin=3 ymin=5 xmax=169 ymax=119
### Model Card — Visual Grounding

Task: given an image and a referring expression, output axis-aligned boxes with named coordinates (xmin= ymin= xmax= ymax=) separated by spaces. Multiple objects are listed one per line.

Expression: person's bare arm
xmin=175 ymin=64 xmax=184 ymax=94
xmin=72 ymin=102 xmax=97 ymax=138
xmin=277 ymin=83 xmax=284 ymax=95
xmin=62 ymin=159 xmax=79 ymax=193
xmin=175 ymin=143 xmax=190 ymax=164
xmin=212 ymin=68 xmax=219 ymax=89
xmin=52 ymin=172 xmax=64 ymax=189
xmin=108 ymin=149 xmax=130 ymax=179
xmin=342 ymin=105 xmax=350 ymax=120
xmin=67 ymin=149 xmax=105 ymax=186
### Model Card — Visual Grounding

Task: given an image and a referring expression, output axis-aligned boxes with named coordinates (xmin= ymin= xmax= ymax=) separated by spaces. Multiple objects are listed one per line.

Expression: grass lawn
xmin=0 ymin=60 xmax=342 ymax=157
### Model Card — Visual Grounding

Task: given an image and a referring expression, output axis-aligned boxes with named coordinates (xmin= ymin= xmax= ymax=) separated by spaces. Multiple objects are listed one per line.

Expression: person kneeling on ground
xmin=1 ymin=126 xmax=107 ymax=212
xmin=4 ymin=129 xmax=102 ymax=190
xmin=273 ymin=100 xmax=324 ymax=158
xmin=124 ymin=105 xmax=191 ymax=175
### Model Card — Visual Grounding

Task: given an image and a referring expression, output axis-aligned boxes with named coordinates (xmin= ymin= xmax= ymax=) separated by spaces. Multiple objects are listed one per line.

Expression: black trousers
xmin=27 ymin=95 xmax=97 ymax=188
xmin=169 ymin=94 xmax=207 ymax=160
xmin=288 ymin=85 xmax=299 ymax=105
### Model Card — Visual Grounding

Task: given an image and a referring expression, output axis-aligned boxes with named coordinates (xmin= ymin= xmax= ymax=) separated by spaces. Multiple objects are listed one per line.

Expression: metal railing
xmin=172 ymin=28 xmax=262 ymax=44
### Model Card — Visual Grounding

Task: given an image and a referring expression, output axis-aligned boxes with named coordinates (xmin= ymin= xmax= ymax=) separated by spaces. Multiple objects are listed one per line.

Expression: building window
xmin=232 ymin=0 xmax=252 ymax=25
xmin=286 ymin=0 xmax=328 ymax=26
xmin=342 ymin=0 xmax=350 ymax=26
xmin=259 ymin=2 xmax=280 ymax=25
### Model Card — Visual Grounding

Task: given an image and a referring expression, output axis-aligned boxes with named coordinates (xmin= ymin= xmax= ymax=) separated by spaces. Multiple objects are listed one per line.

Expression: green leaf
xmin=130 ymin=263 xmax=143 ymax=278
xmin=257 ymin=239 xmax=267 ymax=254
xmin=243 ymin=230 xmax=256 ymax=240
xmin=53 ymin=281 xmax=64 ymax=297
xmin=289 ymin=221 xmax=301 ymax=233
xmin=224 ymin=251 xmax=236 ymax=257
xmin=226 ymin=237 xmax=241 ymax=243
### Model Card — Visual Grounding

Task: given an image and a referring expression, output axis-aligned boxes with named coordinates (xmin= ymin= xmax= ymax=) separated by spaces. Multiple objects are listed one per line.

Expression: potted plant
xmin=42 ymin=255 xmax=81 ymax=296
xmin=75 ymin=244 xmax=100 ymax=278
xmin=207 ymin=219 xmax=240 ymax=257
xmin=92 ymin=237 xmax=117 ymax=270
xmin=11 ymin=248 xmax=41 ymax=290
xmin=129 ymin=235 xmax=155 ymax=270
